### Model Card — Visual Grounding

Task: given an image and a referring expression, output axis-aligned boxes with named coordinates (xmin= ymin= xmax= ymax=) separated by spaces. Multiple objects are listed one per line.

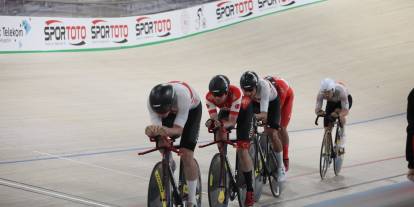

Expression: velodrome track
xmin=1 ymin=0 xmax=414 ymax=206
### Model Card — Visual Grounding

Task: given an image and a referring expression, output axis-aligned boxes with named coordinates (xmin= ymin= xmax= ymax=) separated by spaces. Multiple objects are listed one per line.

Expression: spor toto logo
xmin=216 ymin=0 xmax=254 ymax=20
xmin=135 ymin=17 xmax=172 ymax=37
xmin=91 ymin=19 xmax=128 ymax=43
xmin=258 ymin=0 xmax=295 ymax=9
xmin=44 ymin=20 xmax=86 ymax=46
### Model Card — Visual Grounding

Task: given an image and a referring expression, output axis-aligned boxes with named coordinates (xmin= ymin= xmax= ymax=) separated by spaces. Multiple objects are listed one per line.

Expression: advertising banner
xmin=0 ymin=0 xmax=323 ymax=52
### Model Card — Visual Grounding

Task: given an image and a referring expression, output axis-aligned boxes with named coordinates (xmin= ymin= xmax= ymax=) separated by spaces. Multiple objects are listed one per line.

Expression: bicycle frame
xmin=315 ymin=115 xmax=342 ymax=147
xmin=199 ymin=128 xmax=246 ymax=204
xmin=199 ymin=138 xmax=239 ymax=190
xmin=138 ymin=137 xmax=183 ymax=206
xmin=254 ymin=126 xmax=274 ymax=181
xmin=315 ymin=115 xmax=343 ymax=178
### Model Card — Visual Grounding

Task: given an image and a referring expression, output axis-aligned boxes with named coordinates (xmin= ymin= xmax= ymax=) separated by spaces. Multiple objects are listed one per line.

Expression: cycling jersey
xmin=315 ymin=82 xmax=350 ymax=113
xmin=148 ymin=81 xmax=201 ymax=128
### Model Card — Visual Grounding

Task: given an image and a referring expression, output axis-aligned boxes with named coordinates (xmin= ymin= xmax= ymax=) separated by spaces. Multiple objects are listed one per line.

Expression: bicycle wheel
xmin=267 ymin=150 xmax=281 ymax=197
xmin=208 ymin=153 xmax=230 ymax=207
xmin=252 ymin=134 xmax=264 ymax=201
xmin=179 ymin=159 xmax=202 ymax=206
xmin=148 ymin=161 xmax=172 ymax=207
xmin=333 ymin=132 xmax=344 ymax=176
xmin=319 ymin=131 xmax=332 ymax=179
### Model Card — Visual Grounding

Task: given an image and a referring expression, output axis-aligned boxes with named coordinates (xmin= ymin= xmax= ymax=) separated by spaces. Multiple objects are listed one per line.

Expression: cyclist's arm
xmin=315 ymin=92 xmax=324 ymax=114
xmin=162 ymin=124 xmax=183 ymax=138
xmin=259 ymin=80 xmax=271 ymax=113
xmin=171 ymin=92 xmax=191 ymax=137
xmin=205 ymin=98 xmax=219 ymax=120
xmin=223 ymin=93 xmax=242 ymax=128
xmin=339 ymin=90 xmax=349 ymax=117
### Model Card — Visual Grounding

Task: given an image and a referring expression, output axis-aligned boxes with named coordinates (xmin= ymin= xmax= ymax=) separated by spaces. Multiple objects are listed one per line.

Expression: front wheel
xmin=147 ymin=161 xmax=172 ymax=207
xmin=319 ymin=131 xmax=332 ymax=179
xmin=208 ymin=153 xmax=230 ymax=207
xmin=253 ymin=134 xmax=265 ymax=201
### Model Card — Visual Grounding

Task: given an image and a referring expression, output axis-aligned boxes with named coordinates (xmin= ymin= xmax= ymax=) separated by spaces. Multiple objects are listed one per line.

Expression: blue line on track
xmin=0 ymin=112 xmax=405 ymax=165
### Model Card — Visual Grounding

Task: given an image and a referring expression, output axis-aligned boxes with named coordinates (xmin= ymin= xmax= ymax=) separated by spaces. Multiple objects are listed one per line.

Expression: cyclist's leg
xmin=280 ymin=88 xmax=294 ymax=171
xmin=180 ymin=103 xmax=202 ymax=206
xmin=268 ymin=97 xmax=283 ymax=153
xmin=337 ymin=94 xmax=352 ymax=150
xmin=267 ymin=97 xmax=285 ymax=180
xmin=236 ymin=100 xmax=254 ymax=205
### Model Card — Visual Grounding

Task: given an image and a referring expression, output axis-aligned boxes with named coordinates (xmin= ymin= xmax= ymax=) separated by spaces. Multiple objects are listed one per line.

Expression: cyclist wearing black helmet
xmin=145 ymin=81 xmax=202 ymax=207
xmin=240 ymin=71 xmax=286 ymax=181
xmin=205 ymin=75 xmax=255 ymax=206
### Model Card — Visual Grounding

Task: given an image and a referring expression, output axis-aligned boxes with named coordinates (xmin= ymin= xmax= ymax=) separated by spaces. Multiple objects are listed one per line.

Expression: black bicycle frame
xmin=138 ymin=137 xmax=183 ymax=207
xmin=254 ymin=132 xmax=273 ymax=178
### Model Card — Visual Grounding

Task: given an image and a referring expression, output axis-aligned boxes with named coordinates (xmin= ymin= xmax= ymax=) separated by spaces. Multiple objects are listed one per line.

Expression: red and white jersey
xmin=148 ymin=81 xmax=201 ymax=128
xmin=205 ymin=85 xmax=242 ymax=117
xmin=266 ymin=76 xmax=291 ymax=108
xmin=253 ymin=78 xmax=278 ymax=113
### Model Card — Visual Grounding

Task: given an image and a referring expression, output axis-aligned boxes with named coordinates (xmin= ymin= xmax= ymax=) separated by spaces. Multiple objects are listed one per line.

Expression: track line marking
xmin=34 ymin=151 xmax=149 ymax=181
xmin=0 ymin=178 xmax=119 ymax=207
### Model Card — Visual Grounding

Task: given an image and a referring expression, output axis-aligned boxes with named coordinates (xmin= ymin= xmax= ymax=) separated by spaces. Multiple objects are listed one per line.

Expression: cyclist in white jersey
xmin=240 ymin=71 xmax=286 ymax=181
xmin=315 ymin=78 xmax=353 ymax=155
xmin=145 ymin=81 xmax=202 ymax=207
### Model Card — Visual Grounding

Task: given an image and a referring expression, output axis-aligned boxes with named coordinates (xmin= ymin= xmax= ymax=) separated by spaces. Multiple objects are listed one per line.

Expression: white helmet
xmin=320 ymin=78 xmax=336 ymax=92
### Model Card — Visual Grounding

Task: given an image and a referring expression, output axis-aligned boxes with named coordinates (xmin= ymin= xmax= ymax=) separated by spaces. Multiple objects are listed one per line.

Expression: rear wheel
xmin=148 ymin=161 xmax=172 ymax=207
xmin=268 ymin=150 xmax=281 ymax=197
xmin=208 ymin=153 xmax=230 ymax=207
xmin=333 ymin=133 xmax=344 ymax=176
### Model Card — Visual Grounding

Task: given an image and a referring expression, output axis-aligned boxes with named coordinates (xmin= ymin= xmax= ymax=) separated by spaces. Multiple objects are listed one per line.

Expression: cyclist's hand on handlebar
xmin=205 ymin=118 xmax=222 ymax=130
xmin=205 ymin=118 xmax=214 ymax=128
xmin=255 ymin=112 xmax=267 ymax=122
xmin=156 ymin=126 xmax=168 ymax=137
xmin=145 ymin=125 xmax=159 ymax=137
xmin=330 ymin=112 xmax=339 ymax=118
xmin=316 ymin=110 xmax=325 ymax=116
xmin=145 ymin=125 xmax=167 ymax=137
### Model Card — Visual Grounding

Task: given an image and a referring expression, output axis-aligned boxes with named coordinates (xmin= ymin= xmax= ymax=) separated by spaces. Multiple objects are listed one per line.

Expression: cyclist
xmin=264 ymin=76 xmax=294 ymax=171
xmin=407 ymin=88 xmax=414 ymax=181
xmin=240 ymin=71 xmax=286 ymax=182
xmin=315 ymin=78 xmax=353 ymax=155
xmin=145 ymin=81 xmax=202 ymax=207
xmin=205 ymin=75 xmax=255 ymax=206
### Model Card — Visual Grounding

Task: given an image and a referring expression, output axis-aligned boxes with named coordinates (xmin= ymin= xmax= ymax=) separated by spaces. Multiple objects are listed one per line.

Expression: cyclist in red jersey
xmin=265 ymin=76 xmax=294 ymax=171
xmin=205 ymin=75 xmax=255 ymax=206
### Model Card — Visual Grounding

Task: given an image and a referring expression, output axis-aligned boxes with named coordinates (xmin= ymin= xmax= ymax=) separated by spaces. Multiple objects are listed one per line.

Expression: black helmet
xmin=149 ymin=84 xmax=176 ymax=113
xmin=209 ymin=75 xmax=230 ymax=96
xmin=240 ymin=71 xmax=259 ymax=91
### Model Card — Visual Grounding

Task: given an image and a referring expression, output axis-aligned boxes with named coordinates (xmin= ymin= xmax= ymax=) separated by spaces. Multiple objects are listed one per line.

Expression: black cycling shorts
xmin=218 ymin=102 xmax=254 ymax=141
xmin=161 ymin=103 xmax=202 ymax=151
xmin=253 ymin=97 xmax=281 ymax=130
xmin=324 ymin=94 xmax=353 ymax=127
